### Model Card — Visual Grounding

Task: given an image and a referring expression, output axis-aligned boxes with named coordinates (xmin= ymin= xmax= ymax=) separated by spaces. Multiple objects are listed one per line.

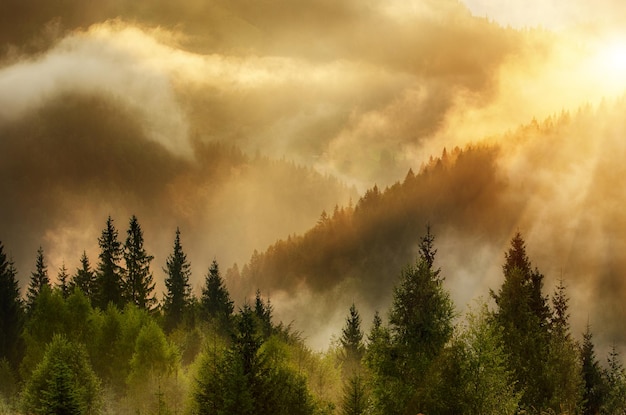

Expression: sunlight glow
xmin=589 ymin=36 xmax=626 ymax=91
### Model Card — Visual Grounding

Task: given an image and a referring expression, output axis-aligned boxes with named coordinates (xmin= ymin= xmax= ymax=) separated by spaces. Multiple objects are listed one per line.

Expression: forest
xmin=1 ymin=203 xmax=625 ymax=414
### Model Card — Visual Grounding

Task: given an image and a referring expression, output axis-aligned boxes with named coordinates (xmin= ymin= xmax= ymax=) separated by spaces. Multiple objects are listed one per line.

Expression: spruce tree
xmin=546 ymin=278 xmax=583 ymax=413
xmin=340 ymin=303 xmax=364 ymax=374
xmin=492 ymin=232 xmax=552 ymax=411
xmin=0 ymin=242 xmax=23 ymax=369
xmin=163 ymin=228 xmax=192 ymax=331
xmin=95 ymin=216 xmax=124 ymax=309
xmin=254 ymin=289 xmax=273 ymax=339
xmin=604 ymin=344 xmax=626 ymax=415
xmin=26 ymin=247 xmax=50 ymax=311
xmin=71 ymin=251 xmax=96 ymax=304
xmin=201 ymin=260 xmax=234 ymax=332
xmin=341 ymin=373 xmax=368 ymax=415
xmin=123 ymin=215 xmax=156 ymax=310
xmin=21 ymin=334 xmax=101 ymax=415
xmin=581 ymin=324 xmax=606 ymax=415
xmin=57 ymin=262 xmax=70 ymax=299
xmin=369 ymin=227 xmax=454 ymax=414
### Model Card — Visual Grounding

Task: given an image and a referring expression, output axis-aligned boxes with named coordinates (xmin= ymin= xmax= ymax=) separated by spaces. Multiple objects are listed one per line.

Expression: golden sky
xmin=1 ymin=0 xmax=626 ymax=349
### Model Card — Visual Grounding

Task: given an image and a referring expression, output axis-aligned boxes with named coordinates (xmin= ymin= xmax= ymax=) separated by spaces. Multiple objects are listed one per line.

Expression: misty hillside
xmin=0 ymin=92 xmax=356 ymax=283
xmin=233 ymin=98 xmax=626 ymax=350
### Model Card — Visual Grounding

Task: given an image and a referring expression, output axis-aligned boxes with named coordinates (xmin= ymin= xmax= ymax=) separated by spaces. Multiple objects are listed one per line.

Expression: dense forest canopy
xmin=2 ymin=0 xmax=626 ymax=413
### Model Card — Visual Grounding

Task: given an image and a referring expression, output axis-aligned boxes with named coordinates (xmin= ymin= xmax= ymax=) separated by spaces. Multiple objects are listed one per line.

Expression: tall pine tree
xmin=546 ymin=278 xmax=583 ymax=413
xmin=581 ymin=324 xmax=606 ymax=415
xmin=0 ymin=242 xmax=23 ymax=369
xmin=163 ymin=228 xmax=192 ymax=331
xmin=340 ymin=303 xmax=365 ymax=375
xmin=71 ymin=251 xmax=96 ymax=304
xmin=492 ymin=232 xmax=552 ymax=412
xmin=95 ymin=216 xmax=124 ymax=309
xmin=201 ymin=260 xmax=234 ymax=333
xmin=56 ymin=263 xmax=70 ymax=299
xmin=123 ymin=215 xmax=156 ymax=310
xmin=369 ymin=227 xmax=454 ymax=415
xmin=26 ymin=247 xmax=50 ymax=312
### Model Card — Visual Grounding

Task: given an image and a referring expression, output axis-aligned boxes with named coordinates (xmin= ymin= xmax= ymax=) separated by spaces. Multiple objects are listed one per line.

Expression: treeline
xmin=1 ymin=218 xmax=626 ymax=414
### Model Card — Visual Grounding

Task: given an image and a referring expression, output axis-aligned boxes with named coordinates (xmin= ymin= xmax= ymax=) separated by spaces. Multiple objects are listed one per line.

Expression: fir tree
xmin=492 ymin=232 xmax=552 ymax=411
xmin=546 ymin=278 xmax=583 ymax=413
xmin=0 ymin=242 xmax=23 ymax=369
xmin=26 ymin=247 xmax=50 ymax=311
xmin=71 ymin=251 xmax=96 ymax=304
xmin=340 ymin=303 xmax=364 ymax=374
xmin=123 ymin=215 xmax=156 ymax=310
xmin=341 ymin=373 xmax=368 ymax=415
xmin=603 ymin=344 xmax=626 ymax=415
xmin=254 ymin=289 xmax=273 ymax=339
xmin=581 ymin=324 xmax=606 ymax=415
xmin=163 ymin=228 xmax=192 ymax=331
xmin=370 ymin=228 xmax=454 ymax=414
xmin=201 ymin=260 xmax=234 ymax=332
xmin=95 ymin=216 xmax=124 ymax=309
xmin=21 ymin=334 xmax=101 ymax=415
xmin=57 ymin=262 xmax=70 ymax=299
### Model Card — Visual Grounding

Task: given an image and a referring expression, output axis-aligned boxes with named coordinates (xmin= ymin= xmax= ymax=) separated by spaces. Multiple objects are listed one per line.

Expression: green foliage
xmin=367 ymin=229 xmax=455 ymax=415
xmin=123 ymin=215 xmax=156 ymax=310
xmin=193 ymin=304 xmax=316 ymax=415
xmin=603 ymin=345 xmax=626 ymax=415
xmin=71 ymin=251 xmax=97 ymax=305
xmin=26 ymin=246 xmax=50 ymax=312
xmin=545 ymin=279 xmax=583 ymax=414
xmin=0 ymin=241 xmax=23 ymax=369
xmin=492 ymin=232 xmax=553 ymax=412
xmin=95 ymin=216 xmax=124 ymax=309
xmin=91 ymin=303 xmax=151 ymax=390
xmin=57 ymin=262 xmax=71 ymax=299
xmin=20 ymin=286 xmax=68 ymax=379
xmin=340 ymin=373 xmax=368 ymax=415
xmin=447 ymin=302 xmax=520 ymax=415
xmin=339 ymin=303 xmax=364 ymax=374
xmin=581 ymin=325 xmax=607 ymax=415
xmin=163 ymin=227 xmax=192 ymax=332
xmin=200 ymin=260 xmax=234 ymax=333
xmin=21 ymin=334 xmax=101 ymax=415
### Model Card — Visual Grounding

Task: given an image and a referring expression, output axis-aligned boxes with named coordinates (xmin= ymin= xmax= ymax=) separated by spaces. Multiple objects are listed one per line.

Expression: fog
xmin=1 ymin=0 xmax=625 ymax=351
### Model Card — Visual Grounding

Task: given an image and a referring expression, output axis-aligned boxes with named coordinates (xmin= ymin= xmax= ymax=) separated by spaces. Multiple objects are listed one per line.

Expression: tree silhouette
xmin=201 ymin=260 xmax=234 ymax=333
xmin=71 ymin=251 xmax=96 ymax=305
xmin=163 ymin=228 xmax=192 ymax=331
xmin=26 ymin=247 xmax=50 ymax=312
xmin=95 ymin=216 xmax=124 ymax=309
xmin=123 ymin=215 xmax=156 ymax=310
xmin=0 ymin=241 xmax=23 ymax=369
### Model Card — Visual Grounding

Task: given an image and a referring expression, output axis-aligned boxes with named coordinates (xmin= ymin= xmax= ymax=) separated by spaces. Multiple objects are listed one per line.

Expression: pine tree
xmin=21 ymin=334 xmax=101 ymax=415
xmin=57 ymin=262 xmax=70 ymax=299
xmin=201 ymin=260 xmax=234 ymax=332
xmin=603 ymin=344 xmax=626 ymax=415
xmin=123 ymin=215 xmax=156 ymax=310
xmin=341 ymin=373 xmax=368 ymax=415
xmin=95 ymin=216 xmax=124 ymax=309
xmin=71 ymin=251 xmax=96 ymax=304
xmin=389 ymin=227 xmax=454 ymax=366
xmin=26 ymin=247 xmax=50 ymax=311
xmin=492 ymin=232 xmax=552 ymax=411
xmin=0 ymin=242 xmax=23 ymax=369
xmin=546 ymin=278 xmax=583 ymax=413
xmin=581 ymin=324 xmax=606 ymax=415
xmin=254 ymin=289 xmax=273 ymax=339
xmin=369 ymin=228 xmax=454 ymax=414
xmin=340 ymin=303 xmax=364 ymax=375
xmin=163 ymin=228 xmax=192 ymax=331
